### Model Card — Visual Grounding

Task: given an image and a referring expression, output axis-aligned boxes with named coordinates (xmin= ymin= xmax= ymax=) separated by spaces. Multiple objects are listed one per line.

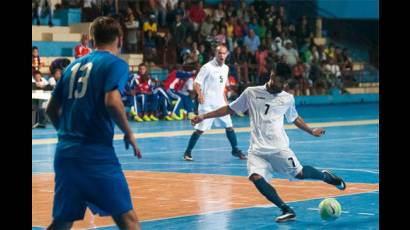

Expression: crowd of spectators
xmin=33 ymin=0 xmax=358 ymax=126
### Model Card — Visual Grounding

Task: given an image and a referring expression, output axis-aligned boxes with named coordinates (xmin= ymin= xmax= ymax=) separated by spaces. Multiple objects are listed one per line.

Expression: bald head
xmin=215 ymin=45 xmax=229 ymax=65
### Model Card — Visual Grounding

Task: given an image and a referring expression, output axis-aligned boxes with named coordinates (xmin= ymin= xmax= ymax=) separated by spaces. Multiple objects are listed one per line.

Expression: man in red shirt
xmin=74 ymin=34 xmax=92 ymax=58
xmin=188 ymin=0 xmax=206 ymax=31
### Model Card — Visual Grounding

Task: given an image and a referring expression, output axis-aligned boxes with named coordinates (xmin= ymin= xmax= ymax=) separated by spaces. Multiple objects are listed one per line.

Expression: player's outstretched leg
xmin=112 ymin=209 xmax=141 ymax=230
xmin=295 ymin=165 xmax=346 ymax=190
xmin=249 ymin=174 xmax=296 ymax=223
xmin=46 ymin=220 xmax=73 ymax=230
xmin=225 ymin=127 xmax=247 ymax=160
xmin=183 ymin=130 xmax=203 ymax=161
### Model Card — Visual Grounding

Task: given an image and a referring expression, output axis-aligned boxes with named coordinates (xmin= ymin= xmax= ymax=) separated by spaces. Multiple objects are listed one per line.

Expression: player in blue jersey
xmin=45 ymin=17 xmax=142 ymax=230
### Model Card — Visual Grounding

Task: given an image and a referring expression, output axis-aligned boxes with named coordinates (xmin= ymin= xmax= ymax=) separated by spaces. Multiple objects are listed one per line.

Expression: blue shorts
xmin=52 ymin=144 xmax=133 ymax=222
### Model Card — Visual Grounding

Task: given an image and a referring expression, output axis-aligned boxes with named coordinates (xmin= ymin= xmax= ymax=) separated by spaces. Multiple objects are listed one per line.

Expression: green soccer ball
xmin=319 ymin=198 xmax=342 ymax=220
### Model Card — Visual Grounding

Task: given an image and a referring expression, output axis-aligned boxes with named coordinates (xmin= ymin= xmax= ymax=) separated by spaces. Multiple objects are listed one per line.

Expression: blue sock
xmin=225 ymin=129 xmax=238 ymax=151
xmin=253 ymin=177 xmax=287 ymax=210
xmin=185 ymin=132 xmax=201 ymax=154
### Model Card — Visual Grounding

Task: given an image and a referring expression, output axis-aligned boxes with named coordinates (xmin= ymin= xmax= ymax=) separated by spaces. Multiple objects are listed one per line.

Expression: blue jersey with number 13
xmin=52 ymin=50 xmax=129 ymax=149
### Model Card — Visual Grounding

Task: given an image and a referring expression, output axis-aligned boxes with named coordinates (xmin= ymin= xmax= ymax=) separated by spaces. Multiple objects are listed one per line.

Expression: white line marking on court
xmin=86 ymin=189 xmax=379 ymax=229
xmin=316 ymin=167 xmax=379 ymax=174
xmin=307 ymin=208 xmax=350 ymax=214
xmin=32 ymin=119 xmax=379 ymax=145
xmin=358 ymin=212 xmax=376 ymax=216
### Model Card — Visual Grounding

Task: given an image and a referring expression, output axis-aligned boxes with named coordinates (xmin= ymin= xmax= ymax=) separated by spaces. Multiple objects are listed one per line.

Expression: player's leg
xmin=157 ymin=87 xmax=173 ymax=120
xmin=249 ymin=174 xmax=295 ymax=222
xmin=183 ymin=129 xmax=203 ymax=161
xmin=148 ymin=94 xmax=159 ymax=121
xmin=46 ymin=220 xmax=73 ymax=230
xmin=218 ymin=116 xmax=246 ymax=159
xmin=170 ymin=90 xmax=183 ymax=120
xmin=112 ymin=209 xmax=141 ymax=230
xmin=247 ymin=154 xmax=295 ymax=222
xmin=295 ymin=165 xmax=346 ymax=190
xmin=48 ymin=157 xmax=88 ymax=229
xmin=181 ymin=94 xmax=195 ymax=119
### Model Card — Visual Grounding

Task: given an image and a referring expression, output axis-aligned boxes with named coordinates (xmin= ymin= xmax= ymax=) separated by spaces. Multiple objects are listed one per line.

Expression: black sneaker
xmin=183 ymin=152 xmax=193 ymax=161
xmin=322 ymin=170 xmax=346 ymax=190
xmin=232 ymin=149 xmax=247 ymax=160
xmin=275 ymin=209 xmax=296 ymax=223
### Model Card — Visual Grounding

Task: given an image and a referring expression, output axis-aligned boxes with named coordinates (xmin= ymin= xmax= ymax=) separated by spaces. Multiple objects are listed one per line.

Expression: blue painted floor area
xmin=32 ymin=103 xmax=379 ymax=229
xmin=97 ymin=192 xmax=378 ymax=230
xmin=31 ymin=103 xmax=378 ymax=139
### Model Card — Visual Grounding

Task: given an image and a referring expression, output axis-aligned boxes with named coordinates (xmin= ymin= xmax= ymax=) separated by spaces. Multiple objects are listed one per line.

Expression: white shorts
xmin=247 ymin=148 xmax=303 ymax=181
xmin=194 ymin=110 xmax=233 ymax=131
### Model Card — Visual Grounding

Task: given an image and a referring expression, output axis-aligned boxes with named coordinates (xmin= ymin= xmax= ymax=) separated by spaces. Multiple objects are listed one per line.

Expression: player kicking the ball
xmin=191 ymin=71 xmax=346 ymax=223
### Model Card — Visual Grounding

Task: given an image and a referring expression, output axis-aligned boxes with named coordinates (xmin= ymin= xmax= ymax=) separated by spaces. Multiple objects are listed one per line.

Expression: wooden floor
xmin=32 ymin=171 xmax=379 ymax=229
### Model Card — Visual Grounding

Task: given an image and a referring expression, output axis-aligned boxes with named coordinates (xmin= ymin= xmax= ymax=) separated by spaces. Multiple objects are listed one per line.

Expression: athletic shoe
xmin=322 ymin=170 xmax=347 ymax=190
xmin=149 ymin=115 xmax=159 ymax=121
xmin=142 ymin=115 xmax=152 ymax=121
xmin=133 ymin=115 xmax=143 ymax=122
xmin=232 ymin=149 xmax=247 ymax=160
xmin=183 ymin=152 xmax=193 ymax=161
xmin=275 ymin=209 xmax=296 ymax=223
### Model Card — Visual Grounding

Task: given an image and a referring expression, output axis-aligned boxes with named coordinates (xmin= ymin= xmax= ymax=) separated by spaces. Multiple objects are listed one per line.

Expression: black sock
xmin=299 ymin=165 xmax=326 ymax=180
xmin=225 ymin=129 xmax=238 ymax=151
xmin=253 ymin=177 xmax=286 ymax=210
xmin=185 ymin=132 xmax=201 ymax=154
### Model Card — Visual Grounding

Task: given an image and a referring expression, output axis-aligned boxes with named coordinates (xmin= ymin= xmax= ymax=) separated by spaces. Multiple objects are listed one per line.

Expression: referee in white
xmin=191 ymin=71 xmax=346 ymax=222
xmin=183 ymin=44 xmax=246 ymax=161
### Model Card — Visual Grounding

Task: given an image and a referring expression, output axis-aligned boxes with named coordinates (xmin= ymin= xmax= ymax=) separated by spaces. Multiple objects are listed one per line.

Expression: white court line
xmin=358 ymin=213 xmax=376 ymax=216
xmin=94 ymin=189 xmax=379 ymax=229
xmin=308 ymin=208 xmax=350 ymax=214
xmin=32 ymin=119 xmax=379 ymax=145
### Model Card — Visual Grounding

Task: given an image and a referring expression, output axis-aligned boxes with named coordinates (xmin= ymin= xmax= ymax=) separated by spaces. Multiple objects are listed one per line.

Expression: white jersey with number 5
xmin=194 ymin=58 xmax=229 ymax=112
xmin=229 ymin=85 xmax=299 ymax=154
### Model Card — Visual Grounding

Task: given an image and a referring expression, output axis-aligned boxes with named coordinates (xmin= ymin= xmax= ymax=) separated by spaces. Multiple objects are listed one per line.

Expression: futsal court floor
xmin=32 ymin=102 xmax=379 ymax=229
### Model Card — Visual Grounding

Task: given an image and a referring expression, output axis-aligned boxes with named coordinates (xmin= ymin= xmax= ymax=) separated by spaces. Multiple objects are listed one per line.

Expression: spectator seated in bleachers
xmin=188 ymin=0 xmax=206 ymax=32
xmin=32 ymin=46 xmax=44 ymax=76
xmin=143 ymin=30 xmax=158 ymax=65
xmin=32 ymin=70 xmax=51 ymax=128
xmin=74 ymin=34 xmax=92 ymax=59
xmin=48 ymin=67 xmax=62 ymax=89
xmin=127 ymin=63 xmax=159 ymax=122
xmin=243 ymin=29 xmax=260 ymax=55
xmin=124 ymin=7 xmax=140 ymax=53
xmin=162 ymin=64 xmax=196 ymax=120
xmin=32 ymin=70 xmax=51 ymax=90
xmin=172 ymin=74 xmax=196 ymax=120
xmin=278 ymin=39 xmax=299 ymax=68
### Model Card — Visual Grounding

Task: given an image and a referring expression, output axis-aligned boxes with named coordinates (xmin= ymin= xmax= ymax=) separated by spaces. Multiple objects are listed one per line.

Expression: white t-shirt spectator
xmin=32 ymin=76 xmax=49 ymax=88
xmin=325 ymin=63 xmax=342 ymax=78
xmin=278 ymin=47 xmax=299 ymax=67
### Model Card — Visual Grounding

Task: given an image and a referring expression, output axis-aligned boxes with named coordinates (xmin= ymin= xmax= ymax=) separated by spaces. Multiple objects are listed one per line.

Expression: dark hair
xmin=32 ymin=46 xmax=38 ymax=51
xmin=89 ymin=16 xmax=123 ymax=46
xmin=33 ymin=70 xmax=42 ymax=76
xmin=138 ymin=63 xmax=146 ymax=68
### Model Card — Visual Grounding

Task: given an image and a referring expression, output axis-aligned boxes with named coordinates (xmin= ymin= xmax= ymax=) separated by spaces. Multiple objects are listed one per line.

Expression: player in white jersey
xmin=183 ymin=45 xmax=246 ymax=161
xmin=191 ymin=71 xmax=346 ymax=222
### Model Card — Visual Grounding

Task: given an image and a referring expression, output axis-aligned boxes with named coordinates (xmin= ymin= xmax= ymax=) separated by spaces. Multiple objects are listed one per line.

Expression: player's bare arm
xmin=194 ymin=82 xmax=204 ymax=104
xmin=191 ymin=105 xmax=234 ymax=125
xmin=46 ymin=96 xmax=61 ymax=129
xmin=105 ymin=89 xmax=142 ymax=158
xmin=293 ymin=116 xmax=325 ymax=137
